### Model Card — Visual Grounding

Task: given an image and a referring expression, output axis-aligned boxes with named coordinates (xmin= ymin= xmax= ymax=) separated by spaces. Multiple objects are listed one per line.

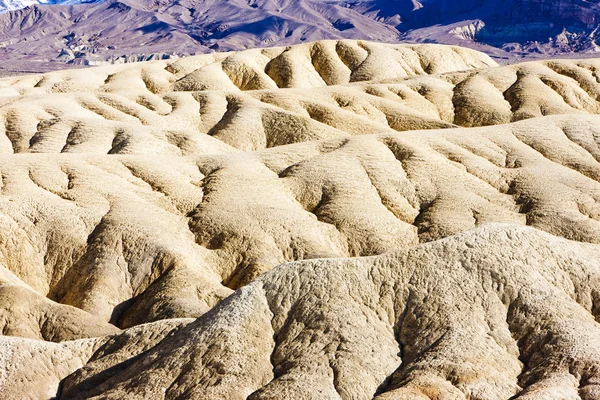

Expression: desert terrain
xmin=1 ymin=0 xmax=600 ymax=74
xmin=1 ymin=40 xmax=600 ymax=398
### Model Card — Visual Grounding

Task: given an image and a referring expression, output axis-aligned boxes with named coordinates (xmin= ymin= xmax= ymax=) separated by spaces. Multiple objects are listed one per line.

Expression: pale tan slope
xmin=3 ymin=41 xmax=600 ymax=399
xmin=0 ymin=114 xmax=599 ymax=332
xmin=4 ymin=52 xmax=600 ymax=154
xmin=0 ymin=283 xmax=118 ymax=342
xmin=0 ymin=318 xmax=190 ymax=400
xmin=0 ymin=41 xmax=496 ymax=95
xmin=31 ymin=225 xmax=600 ymax=400
xmin=0 ymin=335 xmax=101 ymax=400
xmin=0 ymin=259 xmax=117 ymax=342
xmin=0 ymin=84 xmax=456 ymax=154
xmin=0 ymin=40 xmax=496 ymax=155
xmin=447 ymin=59 xmax=600 ymax=126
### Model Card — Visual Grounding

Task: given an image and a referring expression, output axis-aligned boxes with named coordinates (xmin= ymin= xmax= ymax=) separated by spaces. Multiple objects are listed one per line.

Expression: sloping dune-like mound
xmin=6 ymin=225 xmax=600 ymax=399
xmin=4 ymin=43 xmax=600 ymax=154
xmin=2 ymin=40 xmax=600 ymax=399
xmin=0 ymin=40 xmax=496 ymax=93
xmin=57 ymin=225 xmax=600 ymax=400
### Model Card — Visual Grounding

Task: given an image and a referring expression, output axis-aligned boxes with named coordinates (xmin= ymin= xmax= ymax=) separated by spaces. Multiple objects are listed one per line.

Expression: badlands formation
xmin=2 ymin=40 xmax=600 ymax=398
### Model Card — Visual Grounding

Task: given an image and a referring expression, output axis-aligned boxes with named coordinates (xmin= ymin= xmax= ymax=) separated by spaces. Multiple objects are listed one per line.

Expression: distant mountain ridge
xmin=0 ymin=0 xmax=600 ymax=74
xmin=0 ymin=0 xmax=100 ymax=12
xmin=400 ymin=0 xmax=600 ymax=56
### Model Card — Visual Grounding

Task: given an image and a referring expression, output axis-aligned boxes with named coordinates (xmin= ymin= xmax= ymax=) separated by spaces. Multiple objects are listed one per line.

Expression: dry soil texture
xmin=1 ymin=40 xmax=600 ymax=399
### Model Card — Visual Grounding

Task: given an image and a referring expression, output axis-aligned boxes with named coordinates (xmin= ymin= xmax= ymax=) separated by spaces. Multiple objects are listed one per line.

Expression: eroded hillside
xmin=1 ymin=40 xmax=600 ymax=399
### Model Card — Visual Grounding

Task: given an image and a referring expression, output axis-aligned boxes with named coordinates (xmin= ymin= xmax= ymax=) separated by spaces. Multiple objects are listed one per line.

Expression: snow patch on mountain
xmin=0 ymin=0 xmax=99 ymax=13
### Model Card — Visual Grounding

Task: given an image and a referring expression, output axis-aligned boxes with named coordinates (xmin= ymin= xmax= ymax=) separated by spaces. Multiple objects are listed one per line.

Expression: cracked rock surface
xmin=2 ymin=40 xmax=600 ymax=399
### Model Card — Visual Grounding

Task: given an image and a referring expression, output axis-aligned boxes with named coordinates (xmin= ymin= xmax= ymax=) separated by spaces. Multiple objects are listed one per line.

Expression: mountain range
xmin=0 ymin=1 xmax=600 ymax=74
xmin=0 ymin=0 xmax=100 ymax=12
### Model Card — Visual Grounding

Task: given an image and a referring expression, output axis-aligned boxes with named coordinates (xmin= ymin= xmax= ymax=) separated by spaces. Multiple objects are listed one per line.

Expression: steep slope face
xmin=401 ymin=0 xmax=600 ymax=28
xmin=1 ymin=41 xmax=600 ymax=398
xmin=0 ymin=318 xmax=191 ymax=399
xmin=2 ymin=112 xmax=600 ymax=331
xmin=5 ymin=225 xmax=600 ymax=399
xmin=345 ymin=0 xmax=600 ymax=56
xmin=66 ymin=225 xmax=600 ymax=399
xmin=401 ymin=0 xmax=600 ymax=58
